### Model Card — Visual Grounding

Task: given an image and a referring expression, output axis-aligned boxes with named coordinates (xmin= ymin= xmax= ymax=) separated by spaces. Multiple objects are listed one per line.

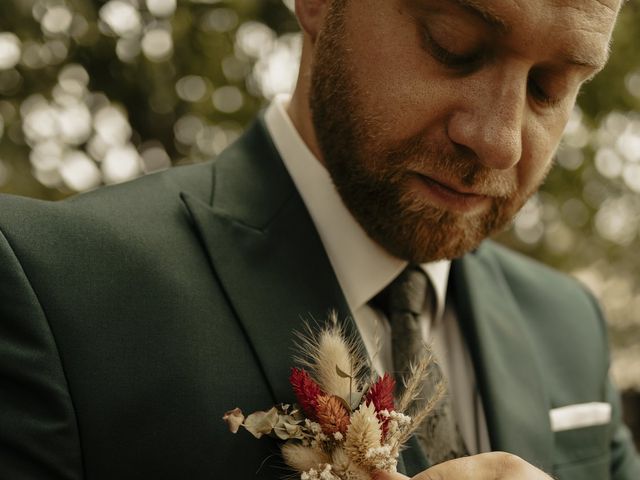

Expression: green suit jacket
xmin=0 ymin=118 xmax=638 ymax=479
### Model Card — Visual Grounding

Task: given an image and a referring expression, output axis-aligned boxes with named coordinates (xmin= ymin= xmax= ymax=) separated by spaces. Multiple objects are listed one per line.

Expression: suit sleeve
xmin=608 ymin=375 xmax=640 ymax=479
xmin=583 ymin=288 xmax=640 ymax=479
xmin=0 ymin=227 xmax=83 ymax=479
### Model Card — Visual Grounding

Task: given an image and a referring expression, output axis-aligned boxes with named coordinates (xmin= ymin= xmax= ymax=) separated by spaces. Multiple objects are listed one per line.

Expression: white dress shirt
xmin=264 ymin=94 xmax=491 ymax=455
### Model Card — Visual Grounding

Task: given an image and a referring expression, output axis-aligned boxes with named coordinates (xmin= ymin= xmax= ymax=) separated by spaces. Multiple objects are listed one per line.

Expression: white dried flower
xmin=320 ymin=464 xmax=339 ymax=480
xmin=389 ymin=411 xmax=412 ymax=426
xmin=344 ymin=403 xmax=382 ymax=466
xmin=383 ymin=412 xmax=412 ymax=457
xmin=301 ymin=464 xmax=339 ymax=480
xmin=365 ymin=445 xmax=397 ymax=471
xmin=333 ymin=432 xmax=344 ymax=441
xmin=306 ymin=419 xmax=323 ymax=435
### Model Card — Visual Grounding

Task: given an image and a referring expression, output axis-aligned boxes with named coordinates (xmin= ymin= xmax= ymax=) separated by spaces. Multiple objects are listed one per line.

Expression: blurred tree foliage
xmin=0 ymin=0 xmax=639 ymax=388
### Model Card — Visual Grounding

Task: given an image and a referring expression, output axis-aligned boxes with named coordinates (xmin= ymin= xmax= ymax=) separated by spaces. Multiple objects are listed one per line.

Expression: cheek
xmin=518 ymin=117 xmax=566 ymax=188
xmin=343 ymin=3 xmax=451 ymax=138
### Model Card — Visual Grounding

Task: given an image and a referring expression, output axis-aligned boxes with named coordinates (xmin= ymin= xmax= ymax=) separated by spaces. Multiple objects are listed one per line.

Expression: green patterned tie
xmin=377 ymin=265 xmax=468 ymax=465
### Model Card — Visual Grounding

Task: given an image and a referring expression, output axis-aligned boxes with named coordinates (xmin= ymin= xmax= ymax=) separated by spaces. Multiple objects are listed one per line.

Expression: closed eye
xmin=421 ymin=25 xmax=484 ymax=71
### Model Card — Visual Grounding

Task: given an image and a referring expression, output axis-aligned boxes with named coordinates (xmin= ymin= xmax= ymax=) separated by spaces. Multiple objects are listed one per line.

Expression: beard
xmin=309 ymin=1 xmax=547 ymax=263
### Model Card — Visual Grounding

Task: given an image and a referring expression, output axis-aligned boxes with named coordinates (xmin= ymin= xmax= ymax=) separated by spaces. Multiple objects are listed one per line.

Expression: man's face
xmin=309 ymin=0 xmax=619 ymax=263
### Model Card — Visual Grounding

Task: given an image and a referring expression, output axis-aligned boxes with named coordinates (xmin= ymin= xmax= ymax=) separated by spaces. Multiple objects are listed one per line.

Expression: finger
xmin=413 ymin=456 xmax=477 ymax=480
xmin=413 ymin=452 xmax=552 ymax=480
xmin=371 ymin=470 xmax=410 ymax=480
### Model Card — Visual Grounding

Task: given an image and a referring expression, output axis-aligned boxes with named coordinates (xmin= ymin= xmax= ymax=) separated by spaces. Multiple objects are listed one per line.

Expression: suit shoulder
xmin=474 ymin=240 xmax=604 ymax=325
xmin=1 ymin=162 xmax=213 ymax=230
xmin=471 ymin=242 xmax=610 ymax=397
xmin=475 ymin=240 xmax=590 ymax=298
xmin=473 ymin=240 xmax=607 ymax=342
xmin=0 ymin=162 xmax=214 ymax=267
xmin=65 ymin=160 xmax=214 ymax=212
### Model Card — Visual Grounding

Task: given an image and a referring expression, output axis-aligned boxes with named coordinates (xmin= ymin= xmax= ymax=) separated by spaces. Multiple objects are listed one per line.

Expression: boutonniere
xmin=223 ymin=313 xmax=444 ymax=480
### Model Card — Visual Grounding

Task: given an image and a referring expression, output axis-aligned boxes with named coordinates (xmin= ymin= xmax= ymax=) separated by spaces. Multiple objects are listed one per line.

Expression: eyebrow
xmin=449 ymin=0 xmax=510 ymax=33
xmin=562 ymin=45 xmax=610 ymax=73
xmin=446 ymin=0 xmax=608 ymax=72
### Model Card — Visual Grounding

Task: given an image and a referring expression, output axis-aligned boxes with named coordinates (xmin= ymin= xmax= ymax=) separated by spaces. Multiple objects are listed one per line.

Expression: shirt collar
xmin=264 ymin=94 xmax=451 ymax=322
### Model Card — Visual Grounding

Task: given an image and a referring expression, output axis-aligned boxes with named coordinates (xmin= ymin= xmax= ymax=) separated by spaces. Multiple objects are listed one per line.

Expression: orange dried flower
xmin=316 ymin=395 xmax=350 ymax=435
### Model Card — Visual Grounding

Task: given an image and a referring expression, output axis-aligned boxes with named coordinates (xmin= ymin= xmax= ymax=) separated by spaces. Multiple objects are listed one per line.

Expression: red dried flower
xmin=365 ymin=373 xmax=396 ymax=436
xmin=365 ymin=373 xmax=395 ymax=413
xmin=289 ymin=367 xmax=324 ymax=419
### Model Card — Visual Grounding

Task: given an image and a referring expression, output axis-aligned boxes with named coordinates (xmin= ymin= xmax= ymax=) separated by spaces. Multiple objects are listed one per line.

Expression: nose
xmin=447 ymin=70 xmax=525 ymax=170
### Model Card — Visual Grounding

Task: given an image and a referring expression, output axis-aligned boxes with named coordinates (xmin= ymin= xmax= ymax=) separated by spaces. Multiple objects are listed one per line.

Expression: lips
xmin=418 ymin=174 xmax=486 ymax=197
xmin=409 ymin=172 xmax=491 ymax=213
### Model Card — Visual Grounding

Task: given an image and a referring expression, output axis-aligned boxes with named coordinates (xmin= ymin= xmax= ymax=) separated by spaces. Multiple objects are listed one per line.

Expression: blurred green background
xmin=0 ymin=0 xmax=639 ymax=445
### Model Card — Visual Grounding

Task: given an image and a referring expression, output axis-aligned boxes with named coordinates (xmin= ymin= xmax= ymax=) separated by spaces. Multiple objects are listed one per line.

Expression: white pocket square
xmin=549 ymin=402 xmax=611 ymax=432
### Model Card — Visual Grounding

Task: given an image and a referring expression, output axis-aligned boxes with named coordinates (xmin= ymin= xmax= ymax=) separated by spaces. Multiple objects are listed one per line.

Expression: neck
xmin=286 ymin=43 xmax=327 ymax=168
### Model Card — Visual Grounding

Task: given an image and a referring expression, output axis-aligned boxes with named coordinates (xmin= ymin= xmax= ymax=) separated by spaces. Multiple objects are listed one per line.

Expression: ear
xmin=294 ymin=0 xmax=332 ymax=42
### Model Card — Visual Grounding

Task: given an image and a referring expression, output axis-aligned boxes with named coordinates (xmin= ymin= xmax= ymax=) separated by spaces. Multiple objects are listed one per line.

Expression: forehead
xmin=401 ymin=0 xmax=621 ymax=68
xmin=409 ymin=0 xmax=621 ymax=26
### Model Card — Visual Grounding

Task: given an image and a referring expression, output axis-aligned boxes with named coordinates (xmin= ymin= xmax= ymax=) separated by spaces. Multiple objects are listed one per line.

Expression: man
xmin=0 ymin=0 xmax=638 ymax=478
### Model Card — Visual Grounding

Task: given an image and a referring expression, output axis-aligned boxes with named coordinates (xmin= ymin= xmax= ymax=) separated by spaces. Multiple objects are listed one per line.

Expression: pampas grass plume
xmin=398 ymin=378 xmax=447 ymax=445
xmin=316 ymin=328 xmax=353 ymax=401
xmin=294 ymin=312 xmax=369 ymax=404
xmin=396 ymin=351 xmax=433 ymax=413
xmin=331 ymin=447 xmax=370 ymax=480
xmin=281 ymin=443 xmax=329 ymax=473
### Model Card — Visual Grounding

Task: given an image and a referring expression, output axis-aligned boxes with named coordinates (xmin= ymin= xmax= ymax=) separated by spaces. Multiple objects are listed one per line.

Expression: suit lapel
xmin=180 ymin=117 xmax=554 ymax=472
xmin=179 ymin=119 xmax=427 ymax=474
xmin=452 ymin=247 xmax=553 ymax=472
xmin=180 ymin=118 xmax=355 ymax=405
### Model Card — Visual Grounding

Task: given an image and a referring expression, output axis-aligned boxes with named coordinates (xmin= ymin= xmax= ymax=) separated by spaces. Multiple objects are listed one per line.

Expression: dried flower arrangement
xmin=223 ymin=312 xmax=445 ymax=480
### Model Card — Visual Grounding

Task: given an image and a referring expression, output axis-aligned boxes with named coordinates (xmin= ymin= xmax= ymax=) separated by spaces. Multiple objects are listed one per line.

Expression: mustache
xmin=382 ymin=133 xmax=518 ymax=198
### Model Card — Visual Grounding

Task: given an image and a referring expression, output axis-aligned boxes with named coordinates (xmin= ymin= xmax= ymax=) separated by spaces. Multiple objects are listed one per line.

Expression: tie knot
xmin=380 ymin=265 xmax=428 ymax=317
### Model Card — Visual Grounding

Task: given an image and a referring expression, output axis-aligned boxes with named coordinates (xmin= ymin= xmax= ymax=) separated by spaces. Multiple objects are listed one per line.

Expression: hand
xmin=374 ymin=452 xmax=553 ymax=479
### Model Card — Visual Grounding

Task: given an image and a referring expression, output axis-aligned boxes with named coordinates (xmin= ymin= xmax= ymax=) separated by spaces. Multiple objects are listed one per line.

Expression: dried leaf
xmin=222 ymin=407 xmax=245 ymax=434
xmin=336 ymin=365 xmax=352 ymax=379
xmin=349 ymin=389 xmax=366 ymax=411
xmin=273 ymin=414 xmax=305 ymax=440
xmin=243 ymin=407 xmax=279 ymax=438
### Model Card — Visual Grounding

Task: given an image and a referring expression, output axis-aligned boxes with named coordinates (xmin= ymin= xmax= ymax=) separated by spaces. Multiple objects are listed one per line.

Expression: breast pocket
xmin=552 ymin=424 xmax=610 ymax=480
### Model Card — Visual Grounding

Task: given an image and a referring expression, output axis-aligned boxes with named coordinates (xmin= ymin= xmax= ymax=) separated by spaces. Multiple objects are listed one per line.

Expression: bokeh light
xmin=146 ymin=0 xmax=177 ymax=18
xmin=141 ymin=27 xmax=173 ymax=62
xmin=0 ymin=33 xmax=22 ymax=70
xmin=100 ymin=1 xmax=143 ymax=38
